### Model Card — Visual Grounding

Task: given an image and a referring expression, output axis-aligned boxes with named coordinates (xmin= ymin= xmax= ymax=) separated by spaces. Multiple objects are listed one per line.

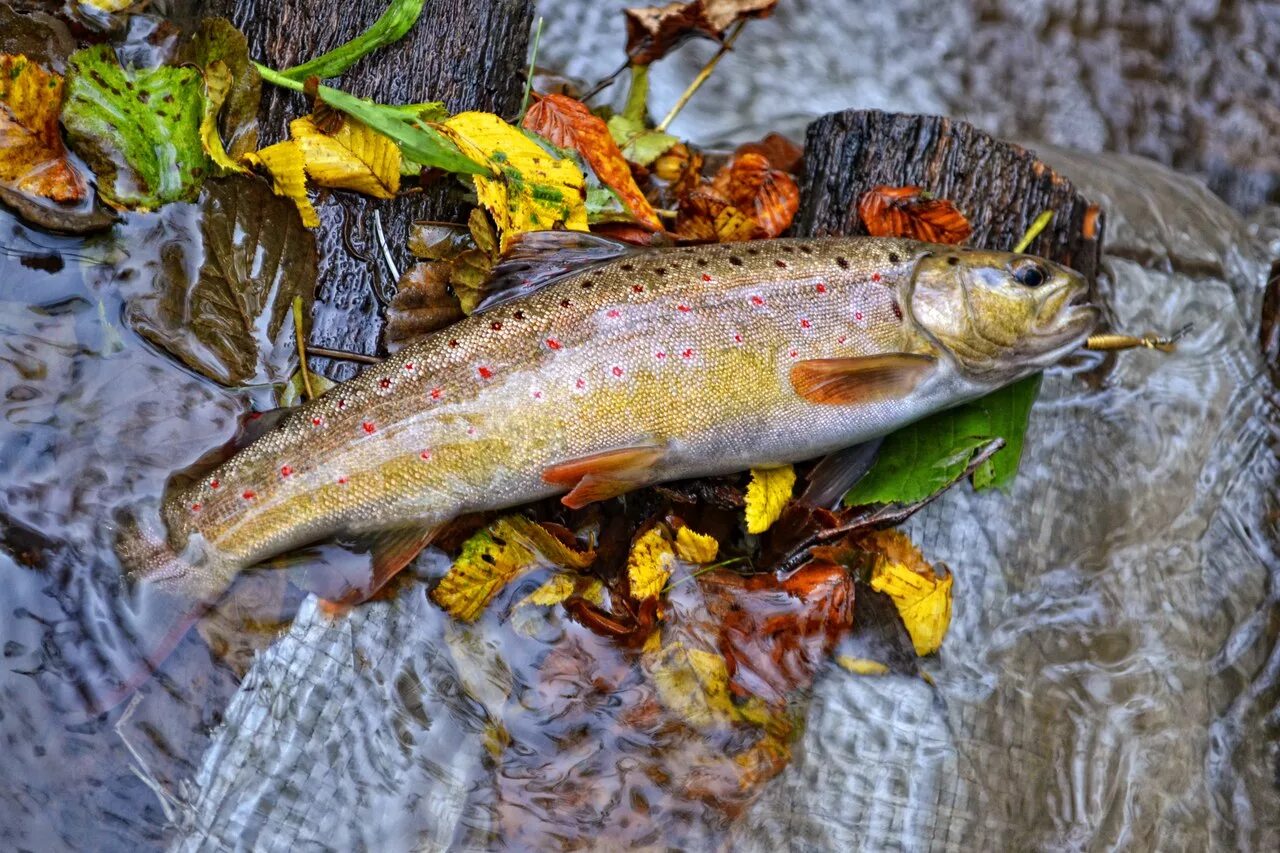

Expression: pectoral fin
xmin=543 ymin=444 xmax=667 ymax=509
xmin=790 ymin=354 xmax=936 ymax=405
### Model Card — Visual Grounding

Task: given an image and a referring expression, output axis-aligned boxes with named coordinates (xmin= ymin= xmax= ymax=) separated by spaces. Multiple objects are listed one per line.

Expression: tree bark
xmin=202 ymin=0 xmax=535 ymax=379
xmin=795 ymin=109 xmax=1104 ymax=281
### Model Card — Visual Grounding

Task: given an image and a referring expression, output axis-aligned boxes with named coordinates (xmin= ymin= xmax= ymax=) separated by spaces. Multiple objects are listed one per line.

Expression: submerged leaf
xmin=628 ymin=525 xmax=676 ymax=599
xmin=198 ymin=60 xmax=247 ymax=175
xmin=866 ymin=530 xmax=952 ymax=656
xmin=61 ymin=44 xmax=210 ymax=210
xmin=439 ymin=111 xmax=589 ymax=252
xmin=126 ymin=176 xmax=318 ymax=386
xmin=184 ymin=18 xmax=260 ymax=160
xmin=522 ymin=93 xmax=661 ymax=231
xmin=0 ymin=54 xmax=87 ymax=204
xmin=744 ymin=465 xmax=795 ymax=534
xmin=844 ymin=374 xmax=1041 ymax=505
xmin=644 ymin=641 xmax=741 ymax=729
xmin=242 ymin=141 xmax=320 ymax=228
xmin=432 ymin=515 xmax=595 ymax=621
xmin=858 ymin=185 xmax=972 ymax=245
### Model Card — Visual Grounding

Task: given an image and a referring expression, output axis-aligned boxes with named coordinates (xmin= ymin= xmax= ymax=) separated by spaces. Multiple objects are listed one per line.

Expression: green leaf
xmin=126 ymin=176 xmax=318 ymax=386
xmin=278 ymin=0 xmax=425 ymax=82
xmin=61 ymin=44 xmax=210 ymax=210
xmin=844 ymin=374 xmax=1042 ymax=506
xmin=607 ymin=114 xmax=678 ymax=167
xmin=183 ymin=17 xmax=261 ymax=160
xmin=255 ymin=62 xmax=487 ymax=176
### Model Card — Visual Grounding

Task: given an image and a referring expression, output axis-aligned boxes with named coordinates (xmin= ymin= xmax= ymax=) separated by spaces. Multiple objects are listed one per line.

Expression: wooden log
xmin=201 ymin=0 xmax=535 ymax=379
xmin=795 ymin=109 xmax=1104 ymax=280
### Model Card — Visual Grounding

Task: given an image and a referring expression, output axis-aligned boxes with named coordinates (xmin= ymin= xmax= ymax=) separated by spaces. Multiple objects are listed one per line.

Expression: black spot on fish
xmin=449 ymin=338 xmax=459 ymax=347
xmin=836 ymin=256 xmax=849 ymax=269
xmin=696 ymin=257 xmax=708 ymax=266
xmin=947 ymin=256 xmax=960 ymax=266
xmin=888 ymin=252 xmax=901 ymax=263
xmin=729 ymin=256 xmax=744 ymax=266
xmin=560 ymin=298 xmax=572 ymax=308
xmin=891 ymin=300 xmax=904 ymax=321
xmin=581 ymin=279 xmax=594 ymax=289
xmin=747 ymin=247 xmax=760 ymax=255
xmin=513 ymin=310 xmax=525 ymax=320
xmin=781 ymin=245 xmax=794 ymax=253
xmin=653 ymin=267 xmax=667 ymax=276
xmin=774 ymin=259 xmax=787 ymax=269
xmin=621 ymin=263 xmax=634 ymax=271
xmin=799 ymin=245 xmax=814 ymax=254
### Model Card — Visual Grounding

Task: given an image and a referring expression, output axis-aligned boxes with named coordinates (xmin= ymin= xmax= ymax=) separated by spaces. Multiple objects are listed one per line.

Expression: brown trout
xmin=116 ymin=235 xmax=1097 ymax=604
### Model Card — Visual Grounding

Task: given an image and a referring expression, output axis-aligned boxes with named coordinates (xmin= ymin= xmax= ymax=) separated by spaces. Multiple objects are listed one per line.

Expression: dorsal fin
xmin=472 ymin=230 xmax=651 ymax=313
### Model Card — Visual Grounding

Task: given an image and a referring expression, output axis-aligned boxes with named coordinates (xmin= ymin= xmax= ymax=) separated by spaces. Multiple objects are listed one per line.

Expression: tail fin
xmin=114 ymin=508 xmax=235 ymax=605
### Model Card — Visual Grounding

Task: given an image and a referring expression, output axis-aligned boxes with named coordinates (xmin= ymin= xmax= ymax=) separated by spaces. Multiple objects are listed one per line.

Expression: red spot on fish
xmin=312 ymin=416 xmax=323 ymax=426
xmin=816 ymin=282 xmax=827 ymax=293
xmin=362 ymin=421 xmax=376 ymax=434
xmin=800 ymin=318 xmax=812 ymax=329
xmin=871 ymin=272 xmax=882 ymax=283
xmin=701 ymin=273 xmax=713 ymax=282
xmin=681 ymin=348 xmax=694 ymax=359
xmin=430 ymin=387 xmax=442 ymax=400
xmin=337 ymin=398 xmax=347 ymax=410
xmin=467 ymin=426 xmax=477 ymax=436
xmin=420 ymin=450 xmax=432 ymax=461
xmin=190 ymin=502 xmax=201 ymax=512
xmin=632 ymin=284 xmax=644 ymax=293
xmin=404 ymin=362 xmax=414 ymax=370
xmin=611 ymin=365 xmax=624 ymax=377
xmin=656 ymin=351 xmax=667 ymax=359
xmin=242 ymin=490 xmax=256 ymax=500
xmin=607 ymin=309 xmax=621 ymax=319
xmin=491 ymin=321 xmax=503 ymax=330
xmin=448 ymin=338 xmax=459 ymax=348
xmin=838 ymin=336 xmax=847 ymax=344
xmin=677 ymin=304 xmax=691 ymax=312
xmin=210 ymin=478 xmax=220 ymax=490
xmin=789 ymin=350 xmax=798 ymax=358
xmin=477 ymin=366 xmax=493 ymax=380
xmin=575 ymin=378 xmax=586 ymax=389
xmin=379 ymin=378 xmax=391 ymax=389
xmin=338 ymin=476 xmax=348 ymax=485
xmin=750 ymin=295 xmax=765 ymax=306
xmin=532 ymin=390 xmax=543 ymax=400
xmin=855 ymin=311 xmax=864 ymax=321
xmin=546 ymin=337 xmax=563 ymax=350
xmin=280 ymin=465 xmax=292 ymax=477
xmin=734 ymin=333 xmax=743 ymax=343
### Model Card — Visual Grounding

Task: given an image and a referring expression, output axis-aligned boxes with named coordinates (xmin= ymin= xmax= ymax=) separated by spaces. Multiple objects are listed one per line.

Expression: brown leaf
xmin=385 ymin=262 xmax=464 ymax=350
xmin=732 ymin=132 xmax=803 ymax=174
xmin=675 ymin=152 xmax=799 ymax=241
xmin=675 ymin=188 xmax=756 ymax=242
xmin=0 ymin=54 xmax=87 ymax=205
xmin=522 ymin=93 xmax=662 ymax=231
xmin=857 ymin=185 xmax=972 ymax=244
xmin=625 ymin=0 xmax=779 ymax=64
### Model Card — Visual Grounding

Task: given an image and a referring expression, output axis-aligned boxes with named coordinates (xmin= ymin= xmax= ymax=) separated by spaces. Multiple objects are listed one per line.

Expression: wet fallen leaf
xmin=198 ymin=60 xmax=247 ymax=175
xmin=606 ymin=113 xmax=679 ymax=168
xmin=523 ymin=93 xmax=662 ymax=230
xmin=836 ymin=656 xmax=889 ymax=676
xmin=61 ymin=44 xmax=210 ymax=210
xmin=183 ymin=17 xmax=260 ymax=161
xmin=241 ymin=141 xmax=320 ymax=227
xmin=674 ymin=188 xmax=756 ymax=242
xmin=673 ymin=525 xmax=718 ymax=563
xmin=432 ymin=515 xmax=595 ymax=621
xmin=437 ymin=111 xmax=589 ymax=252
xmin=744 ymin=464 xmax=795 ymax=534
xmin=0 ymin=54 xmax=87 ymax=205
xmin=628 ymin=525 xmax=676 ymax=599
xmin=733 ymin=132 xmax=803 ymax=174
xmin=644 ymin=640 xmax=742 ymax=729
xmin=277 ymin=369 xmax=336 ymax=408
xmin=290 ymin=115 xmax=400 ymax=198
xmin=858 ymin=185 xmax=972 ymax=244
xmin=709 ymin=152 xmax=799 ymax=238
xmin=126 ymin=176 xmax=318 ymax=386
xmin=624 ymin=0 xmax=779 ymax=65
xmin=385 ymin=261 xmax=464 ymax=348
xmin=866 ymin=530 xmax=951 ymax=656
xmin=515 ymin=572 xmax=604 ymax=609
xmin=653 ymin=141 xmax=704 ymax=198
xmin=405 ymin=220 xmax=473 ymax=260
xmin=277 ymin=0 xmax=425 ymax=82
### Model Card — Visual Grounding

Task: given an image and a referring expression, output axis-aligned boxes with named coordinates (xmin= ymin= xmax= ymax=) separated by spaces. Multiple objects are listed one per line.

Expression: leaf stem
xmin=291 ymin=296 xmax=315 ymax=400
xmin=655 ymin=20 xmax=746 ymax=133
xmin=519 ymin=16 xmax=544 ymax=120
xmin=308 ymin=345 xmax=384 ymax=365
xmin=1012 ymin=210 xmax=1053 ymax=253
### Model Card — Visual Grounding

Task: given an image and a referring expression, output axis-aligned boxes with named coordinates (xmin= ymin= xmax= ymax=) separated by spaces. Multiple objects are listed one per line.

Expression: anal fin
xmin=543 ymin=444 xmax=667 ymax=509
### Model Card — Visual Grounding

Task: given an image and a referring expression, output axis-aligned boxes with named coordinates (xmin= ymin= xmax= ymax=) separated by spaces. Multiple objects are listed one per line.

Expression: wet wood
xmin=201 ymin=0 xmax=535 ymax=379
xmin=795 ymin=109 xmax=1104 ymax=281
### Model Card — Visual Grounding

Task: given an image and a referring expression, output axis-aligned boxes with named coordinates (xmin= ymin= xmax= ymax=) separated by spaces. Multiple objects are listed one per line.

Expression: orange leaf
xmin=732 ymin=132 xmax=803 ymax=174
xmin=857 ymin=185 xmax=972 ymax=245
xmin=522 ymin=93 xmax=662 ymax=231
xmin=710 ymin=152 xmax=799 ymax=239
xmin=675 ymin=189 xmax=755 ymax=243
xmin=0 ymin=54 xmax=86 ymax=204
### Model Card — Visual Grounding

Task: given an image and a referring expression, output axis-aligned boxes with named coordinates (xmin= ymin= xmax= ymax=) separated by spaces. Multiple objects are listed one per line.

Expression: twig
xmin=776 ymin=438 xmax=1006 ymax=573
xmin=291 ymin=296 xmax=315 ymax=400
xmin=372 ymin=208 xmax=399 ymax=282
xmin=519 ymin=16 xmax=544 ymax=119
xmin=308 ymin=345 xmax=384 ymax=365
xmin=655 ymin=20 xmax=746 ymax=133
xmin=116 ymin=693 xmax=184 ymax=825
xmin=579 ymin=55 xmax=635 ymax=104
xmin=1012 ymin=210 xmax=1054 ymax=253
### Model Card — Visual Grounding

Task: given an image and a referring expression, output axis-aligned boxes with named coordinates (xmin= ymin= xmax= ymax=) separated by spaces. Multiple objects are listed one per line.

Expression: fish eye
xmin=1011 ymin=260 xmax=1048 ymax=288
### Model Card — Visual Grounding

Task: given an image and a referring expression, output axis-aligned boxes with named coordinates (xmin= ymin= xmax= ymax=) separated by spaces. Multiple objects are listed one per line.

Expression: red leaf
xmin=857 ymin=185 xmax=972 ymax=244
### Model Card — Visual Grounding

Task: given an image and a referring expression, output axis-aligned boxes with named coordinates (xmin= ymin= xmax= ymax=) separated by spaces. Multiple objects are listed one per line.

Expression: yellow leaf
xmin=645 ymin=641 xmax=739 ymax=729
xmin=242 ymin=141 xmax=319 ymax=227
xmin=627 ymin=525 xmax=675 ymax=599
xmin=0 ymin=54 xmax=86 ymax=204
xmin=432 ymin=515 xmax=595 ymax=621
xmin=674 ymin=525 xmax=719 ymax=564
xmin=836 ymin=656 xmax=890 ymax=676
xmin=290 ymin=115 xmax=400 ymax=199
xmin=437 ymin=111 xmax=588 ymax=252
xmin=199 ymin=60 xmax=247 ymax=176
xmin=869 ymin=543 xmax=953 ymax=656
xmin=79 ymin=0 xmax=136 ymax=10
xmin=744 ymin=464 xmax=795 ymax=534
xmin=514 ymin=573 xmax=605 ymax=612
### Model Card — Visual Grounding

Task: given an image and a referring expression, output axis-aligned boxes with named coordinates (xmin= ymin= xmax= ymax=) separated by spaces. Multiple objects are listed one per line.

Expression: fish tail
xmin=113 ymin=507 xmax=235 ymax=605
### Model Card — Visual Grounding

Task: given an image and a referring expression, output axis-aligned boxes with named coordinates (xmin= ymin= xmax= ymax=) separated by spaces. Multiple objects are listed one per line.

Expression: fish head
xmin=907 ymin=248 xmax=1099 ymax=382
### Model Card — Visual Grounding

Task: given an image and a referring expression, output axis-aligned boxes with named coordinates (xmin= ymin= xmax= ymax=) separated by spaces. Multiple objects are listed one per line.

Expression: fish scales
xmin=118 ymin=236 xmax=1097 ymax=602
